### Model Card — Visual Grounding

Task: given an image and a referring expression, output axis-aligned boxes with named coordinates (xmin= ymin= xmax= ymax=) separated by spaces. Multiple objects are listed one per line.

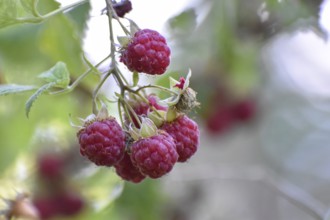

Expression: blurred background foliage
xmin=0 ymin=0 xmax=327 ymax=219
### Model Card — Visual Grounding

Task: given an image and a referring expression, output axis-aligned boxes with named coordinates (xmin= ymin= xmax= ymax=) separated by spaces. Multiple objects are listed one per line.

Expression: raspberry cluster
xmin=77 ymin=84 xmax=200 ymax=183
xmin=74 ymin=4 xmax=200 ymax=184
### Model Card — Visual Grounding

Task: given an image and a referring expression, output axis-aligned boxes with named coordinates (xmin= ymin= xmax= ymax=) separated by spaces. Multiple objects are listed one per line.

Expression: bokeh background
xmin=1 ymin=0 xmax=330 ymax=219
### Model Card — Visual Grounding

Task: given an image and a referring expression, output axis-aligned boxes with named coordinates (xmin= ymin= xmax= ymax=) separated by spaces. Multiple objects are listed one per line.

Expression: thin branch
xmin=17 ymin=0 xmax=89 ymax=23
xmin=92 ymin=71 xmax=113 ymax=115
xmin=50 ymin=54 xmax=111 ymax=95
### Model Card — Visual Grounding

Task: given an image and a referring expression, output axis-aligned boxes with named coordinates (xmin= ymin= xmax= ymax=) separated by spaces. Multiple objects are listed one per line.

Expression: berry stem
xmin=112 ymin=16 xmax=130 ymax=36
xmin=121 ymin=96 xmax=142 ymax=127
xmin=50 ymin=54 xmax=111 ymax=95
xmin=105 ymin=0 xmax=116 ymax=63
xmin=17 ymin=0 xmax=89 ymax=23
xmin=105 ymin=0 xmax=130 ymax=92
xmin=114 ymin=66 xmax=129 ymax=86
xmin=117 ymin=99 xmax=124 ymax=126
xmin=92 ymin=70 xmax=113 ymax=114
xmin=134 ymin=84 xmax=178 ymax=95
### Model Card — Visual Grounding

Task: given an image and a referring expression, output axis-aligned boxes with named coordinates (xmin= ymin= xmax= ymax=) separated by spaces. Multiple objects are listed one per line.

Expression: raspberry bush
xmin=0 ymin=0 xmax=200 ymax=218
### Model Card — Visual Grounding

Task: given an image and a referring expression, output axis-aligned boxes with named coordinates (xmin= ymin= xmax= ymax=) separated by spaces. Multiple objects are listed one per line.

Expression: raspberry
xmin=33 ymin=192 xmax=84 ymax=219
xmin=130 ymin=132 xmax=178 ymax=178
xmin=112 ymin=0 xmax=132 ymax=18
xmin=54 ymin=192 xmax=84 ymax=216
xmin=161 ymin=115 xmax=199 ymax=162
xmin=78 ymin=118 xmax=126 ymax=166
xmin=120 ymin=29 xmax=171 ymax=75
xmin=114 ymin=152 xmax=146 ymax=183
xmin=33 ymin=197 xmax=58 ymax=220
xmin=232 ymin=99 xmax=256 ymax=121
xmin=206 ymin=105 xmax=234 ymax=134
xmin=147 ymin=94 xmax=167 ymax=111
xmin=37 ymin=153 xmax=64 ymax=180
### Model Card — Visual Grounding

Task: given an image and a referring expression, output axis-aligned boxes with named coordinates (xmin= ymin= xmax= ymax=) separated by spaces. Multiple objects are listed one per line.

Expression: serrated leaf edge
xmin=25 ymin=82 xmax=55 ymax=118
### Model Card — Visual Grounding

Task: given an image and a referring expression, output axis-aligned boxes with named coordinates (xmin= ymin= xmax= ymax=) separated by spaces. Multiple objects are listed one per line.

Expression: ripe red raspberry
xmin=78 ymin=118 xmax=126 ymax=166
xmin=112 ymin=0 xmax=132 ymax=18
xmin=161 ymin=115 xmax=199 ymax=162
xmin=120 ymin=29 xmax=171 ymax=75
xmin=54 ymin=192 xmax=85 ymax=216
xmin=37 ymin=153 xmax=64 ymax=180
xmin=33 ymin=197 xmax=58 ymax=220
xmin=114 ymin=152 xmax=146 ymax=183
xmin=130 ymin=132 xmax=178 ymax=178
xmin=131 ymin=94 xmax=167 ymax=115
xmin=147 ymin=94 xmax=167 ymax=111
xmin=232 ymin=99 xmax=256 ymax=122
xmin=33 ymin=192 xmax=84 ymax=219
xmin=206 ymin=105 xmax=234 ymax=134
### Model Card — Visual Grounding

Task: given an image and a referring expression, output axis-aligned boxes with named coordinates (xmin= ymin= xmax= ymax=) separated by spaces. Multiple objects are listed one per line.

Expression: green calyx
xmin=129 ymin=117 xmax=159 ymax=141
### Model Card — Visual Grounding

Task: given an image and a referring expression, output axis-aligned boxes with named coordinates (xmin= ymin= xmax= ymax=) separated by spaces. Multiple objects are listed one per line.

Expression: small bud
xmin=140 ymin=118 xmax=158 ymax=138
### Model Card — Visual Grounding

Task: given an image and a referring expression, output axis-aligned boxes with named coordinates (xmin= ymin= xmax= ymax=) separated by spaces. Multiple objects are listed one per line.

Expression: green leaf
xmin=0 ymin=84 xmax=36 ymax=96
xmin=25 ymin=82 xmax=55 ymax=117
xmin=20 ymin=0 xmax=39 ymax=16
xmin=38 ymin=61 xmax=70 ymax=88
xmin=0 ymin=0 xmax=41 ymax=28
xmin=0 ymin=0 xmax=19 ymax=28
xmin=132 ymin=71 xmax=139 ymax=86
xmin=39 ymin=14 xmax=85 ymax=75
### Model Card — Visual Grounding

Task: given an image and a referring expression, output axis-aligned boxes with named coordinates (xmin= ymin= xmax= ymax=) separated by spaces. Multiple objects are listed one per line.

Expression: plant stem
xmin=42 ymin=0 xmax=89 ymax=19
xmin=92 ymin=71 xmax=113 ymax=114
xmin=135 ymin=84 xmax=178 ymax=95
xmin=105 ymin=0 xmax=116 ymax=62
xmin=50 ymin=54 xmax=111 ymax=95
xmin=121 ymin=97 xmax=141 ymax=127
xmin=17 ymin=0 xmax=89 ymax=23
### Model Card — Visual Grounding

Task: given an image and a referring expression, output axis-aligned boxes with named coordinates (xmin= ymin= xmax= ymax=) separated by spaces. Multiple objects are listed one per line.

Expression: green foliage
xmin=0 ymin=0 xmax=24 ymax=28
xmin=0 ymin=84 xmax=36 ymax=96
xmin=25 ymin=82 xmax=55 ymax=117
xmin=38 ymin=61 xmax=70 ymax=88
xmin=114 ymin=180 xmax=166 ymax=220
xmin=20 ymin=0 xmax=39 ymax=16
